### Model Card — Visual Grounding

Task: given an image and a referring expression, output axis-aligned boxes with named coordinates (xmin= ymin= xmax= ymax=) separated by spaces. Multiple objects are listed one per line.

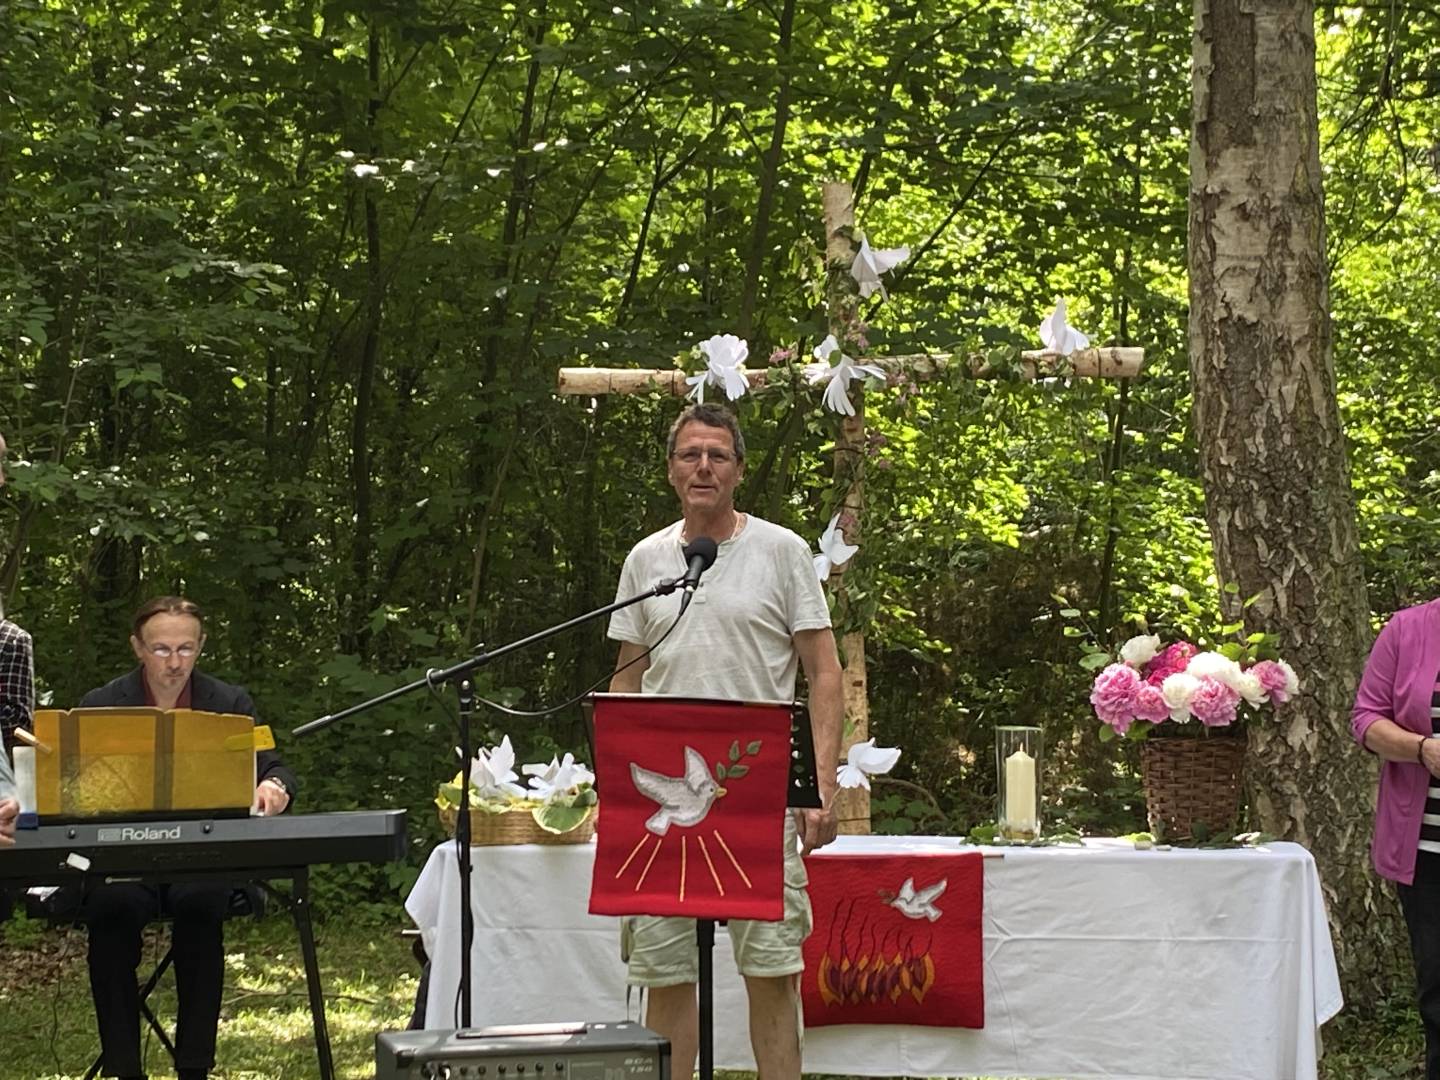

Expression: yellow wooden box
xmin=32 ymin=708 xmax=259 ymax=817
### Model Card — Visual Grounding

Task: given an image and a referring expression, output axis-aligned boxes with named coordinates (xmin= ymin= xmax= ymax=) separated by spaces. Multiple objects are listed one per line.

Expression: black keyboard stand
xmin=36 ymin=865 xmax=336 ymax=1080
xmin=259 ymin=867 xmax=336 ymax=1080
xmin=82 ymin=947 xmax=176 ymax=1080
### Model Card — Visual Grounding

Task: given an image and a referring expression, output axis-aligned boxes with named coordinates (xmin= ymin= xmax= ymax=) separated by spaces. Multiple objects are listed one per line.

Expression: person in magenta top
xmin=1353 ymin=597 xmax=1440 ymax=1078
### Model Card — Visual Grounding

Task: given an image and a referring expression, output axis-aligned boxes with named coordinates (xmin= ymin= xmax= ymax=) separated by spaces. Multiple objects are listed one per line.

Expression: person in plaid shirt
xmin=0 ymin=429 xmax=24 ymax=841
xmin=0 ymin=616 xmax=33 ymax=753
xmin=0 ymin=430 xmax=34 ymax=753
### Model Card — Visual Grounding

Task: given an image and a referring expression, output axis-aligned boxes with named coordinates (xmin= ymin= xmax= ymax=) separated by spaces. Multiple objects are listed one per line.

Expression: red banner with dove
xmin=802 ymin=851 xmax=985 ymax=1028
xmin=588 ymin=695 xmax=792 ymax=921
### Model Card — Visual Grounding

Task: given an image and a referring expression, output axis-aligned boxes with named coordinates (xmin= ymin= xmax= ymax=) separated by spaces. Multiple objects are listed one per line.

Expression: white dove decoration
xmin=686 ymin=333 xmax=751 ymax=403
xmin=803 ymin=335 xmax=885 ymax=417
xmin=523 ymin=752 xmax=595 ymax=803
xmin=836 ymin=738 xmax=901 ymax=789
xmin=469 ymin=735 xmax=529 ymax=799
xmin=1038 ymin=298 xmax=1090 ymax=356
xmin=850 ymin=237 xmax=909 ymax=300
xmin=813 ymin=512 xmax=859 ymax=582
xmin=889 ymin=876 xmax=948 ymax=922
xmin=630 ymin=746 xmax=725 ymax=835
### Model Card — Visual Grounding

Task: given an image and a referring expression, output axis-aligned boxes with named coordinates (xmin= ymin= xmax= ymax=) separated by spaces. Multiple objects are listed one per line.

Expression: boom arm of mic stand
xmin=291 ymin=576 xmax=684 ymax=738
xmin=289 ymin=574 xmax=686 ymax=1031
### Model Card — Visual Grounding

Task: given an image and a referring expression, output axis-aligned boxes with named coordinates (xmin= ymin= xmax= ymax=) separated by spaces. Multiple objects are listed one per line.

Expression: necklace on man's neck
xmin=681 ymin=511 xmax=744 ymax=546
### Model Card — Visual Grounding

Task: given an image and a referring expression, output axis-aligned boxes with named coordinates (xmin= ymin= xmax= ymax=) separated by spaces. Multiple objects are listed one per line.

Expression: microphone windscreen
xmin=682 ymin=535 xmax=718 ymax=570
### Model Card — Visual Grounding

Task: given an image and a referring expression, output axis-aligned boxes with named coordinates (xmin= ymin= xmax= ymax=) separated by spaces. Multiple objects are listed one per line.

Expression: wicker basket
xmin=1140 ymin=736 xmax=1246 ymax=842
xmin=438 ymin=805 xmax=595 ymax=846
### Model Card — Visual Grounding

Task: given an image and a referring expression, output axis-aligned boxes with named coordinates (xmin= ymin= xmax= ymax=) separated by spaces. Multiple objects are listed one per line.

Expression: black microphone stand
xmin=695 ymin=705 xmax=821 ymax=1080
xmin=292 ymin=575 xmax=694 ymax=1029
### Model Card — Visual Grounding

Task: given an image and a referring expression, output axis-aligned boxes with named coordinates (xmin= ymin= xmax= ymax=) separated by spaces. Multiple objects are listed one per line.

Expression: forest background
xmin=1 ymin=0 xmax=1436 ymax=1001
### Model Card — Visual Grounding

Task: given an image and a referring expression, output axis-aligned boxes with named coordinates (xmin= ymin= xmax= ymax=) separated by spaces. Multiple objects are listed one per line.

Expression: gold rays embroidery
xmin=634 ymin=834 xmax=664 ymax=892
xmin=697 ymin=835 xmax=724 ymax=896
xmin=613 ymin=827 xmax=754 ymax=899
xmin=616 ymin=833 xmax=651 ymax=879
xmin=711 ymin=829 xmax=753 ymax=889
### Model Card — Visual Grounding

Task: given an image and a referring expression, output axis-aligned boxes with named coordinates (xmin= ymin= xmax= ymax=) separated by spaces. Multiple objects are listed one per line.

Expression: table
xmin=405 ymin=835 xmax=1343 ymax=1080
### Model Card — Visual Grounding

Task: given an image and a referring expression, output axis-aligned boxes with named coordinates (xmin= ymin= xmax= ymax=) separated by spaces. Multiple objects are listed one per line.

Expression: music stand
xmin=583 ymin=694 xmax=821 ymax=1080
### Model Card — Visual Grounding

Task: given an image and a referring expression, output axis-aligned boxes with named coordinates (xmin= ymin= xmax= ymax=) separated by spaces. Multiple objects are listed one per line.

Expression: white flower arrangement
xmin=437 ymin=735 xmax=598 ymax=834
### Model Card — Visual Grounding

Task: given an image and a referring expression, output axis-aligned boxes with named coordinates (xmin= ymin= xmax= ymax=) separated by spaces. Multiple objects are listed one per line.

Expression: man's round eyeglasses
xmin=671 ymin=448 xmax=736 ymax=466
xmin=146 ymin=644 xmax=198 ymax=659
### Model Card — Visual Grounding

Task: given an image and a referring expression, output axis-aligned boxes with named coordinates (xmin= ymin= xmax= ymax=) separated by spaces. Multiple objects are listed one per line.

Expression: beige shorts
xmin=621 ymin=812 xmax=813 ymax=985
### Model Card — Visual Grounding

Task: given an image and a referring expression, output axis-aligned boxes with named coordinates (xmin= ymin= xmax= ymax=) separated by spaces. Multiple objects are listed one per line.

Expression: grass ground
xmin=0 ymin=912 xmax=1424 ymax=1079
xmin=0 ymin=912 xmax=418 ymax=1080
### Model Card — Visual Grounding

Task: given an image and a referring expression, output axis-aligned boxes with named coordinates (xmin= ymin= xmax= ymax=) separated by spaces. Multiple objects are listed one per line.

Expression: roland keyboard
xmin=0 ymin=809 xmax=407 ymax=882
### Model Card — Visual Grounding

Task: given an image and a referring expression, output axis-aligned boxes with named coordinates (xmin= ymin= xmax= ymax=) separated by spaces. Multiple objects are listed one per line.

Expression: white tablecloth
xmin=405 ymin=835 xmax=1343 ymax=1080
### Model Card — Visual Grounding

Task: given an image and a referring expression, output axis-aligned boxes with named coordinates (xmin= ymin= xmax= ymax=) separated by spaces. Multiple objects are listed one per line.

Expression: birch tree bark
xmin=1189 ymin=0 xmax=1398 ymax=993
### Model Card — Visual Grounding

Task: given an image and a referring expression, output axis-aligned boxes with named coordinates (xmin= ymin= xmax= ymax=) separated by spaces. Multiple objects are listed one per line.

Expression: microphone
xmin=678 ymin=536 xmax=718 ymax=610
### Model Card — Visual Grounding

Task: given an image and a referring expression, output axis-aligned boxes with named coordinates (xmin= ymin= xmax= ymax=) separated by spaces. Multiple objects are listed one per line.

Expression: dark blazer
xmin=79 ymin=668 xmax=298 ymax=802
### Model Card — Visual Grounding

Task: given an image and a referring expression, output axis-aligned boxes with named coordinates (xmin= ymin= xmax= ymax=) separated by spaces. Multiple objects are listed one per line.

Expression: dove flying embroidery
xmin=630 ymin=745 xmax=726 ymax=835
xmin=889 ymin=876 xmax=948 ymax=922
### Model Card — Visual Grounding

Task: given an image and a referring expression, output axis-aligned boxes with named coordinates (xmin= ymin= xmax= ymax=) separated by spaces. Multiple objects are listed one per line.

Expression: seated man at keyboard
xmin=80 ymin=595 xmax=298 ymax=1080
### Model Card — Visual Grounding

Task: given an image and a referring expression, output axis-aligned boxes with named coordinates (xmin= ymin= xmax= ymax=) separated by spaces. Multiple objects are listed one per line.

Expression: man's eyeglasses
xmin=145 ymin=644 xmax=198 ymax=659
xmin=671 ymin=448 xmax=737 ymax=466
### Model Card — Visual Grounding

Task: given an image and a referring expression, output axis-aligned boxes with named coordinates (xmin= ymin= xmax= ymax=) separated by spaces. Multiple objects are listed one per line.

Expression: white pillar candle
xmin=13 ymin=745 xmax=36 ymax=814
xmin=1004 ymin=748 xmax=1038 ymax=834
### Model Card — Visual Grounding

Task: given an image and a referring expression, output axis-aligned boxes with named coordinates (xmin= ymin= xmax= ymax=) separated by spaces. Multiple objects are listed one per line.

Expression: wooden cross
xmin=559 ymin=182 xmax=1143 ymax=833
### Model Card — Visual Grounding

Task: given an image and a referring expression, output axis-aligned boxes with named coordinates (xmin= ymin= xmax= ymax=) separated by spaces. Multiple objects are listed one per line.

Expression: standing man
xmin=0 ymin=431 xmax=36 ymax=753
xmin=79 ymin=596 xmax=297 ymax=1080
xmin=608 ymin=403 xmax=844 ymax=1080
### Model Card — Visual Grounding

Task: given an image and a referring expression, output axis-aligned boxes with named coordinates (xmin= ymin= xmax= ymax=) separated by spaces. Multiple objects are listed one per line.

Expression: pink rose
xmin=1133 ymin=683 xmax=1170 ymax=724
xmin=1190 ymin=676 xmax=1241 ymax=728
xmin=1091 ymin=663 xmax=1142 ymax=732
xmin=1251 ymin=660 xmax=1296 ymax=704
xmin=1144 ymin=641 xmax=1197 ymax=686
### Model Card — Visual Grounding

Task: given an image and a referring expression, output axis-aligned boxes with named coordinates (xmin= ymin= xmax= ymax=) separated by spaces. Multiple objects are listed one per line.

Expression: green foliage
xmin=0 ymin=0 xmax=1433 ymax=932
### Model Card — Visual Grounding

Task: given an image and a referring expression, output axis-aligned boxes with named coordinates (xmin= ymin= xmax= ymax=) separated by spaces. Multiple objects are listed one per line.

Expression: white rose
xmin=1187 ymin=651 xmax=1244 ymax=691
xmin=1160 ymin=672 xmax=1200 ymax=723
xmin=1119 ymin=634 xmax=1162 ymax=668
xmin=1234 ymin=671 xmax=1265 ymax=706
xmin=1276 ymin=660 xmax=1300 ymax=696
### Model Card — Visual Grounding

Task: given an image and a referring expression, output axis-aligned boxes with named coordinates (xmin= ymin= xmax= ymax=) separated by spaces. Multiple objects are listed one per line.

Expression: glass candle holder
xmin=996 ymin=725 xmax=1043 ymax=841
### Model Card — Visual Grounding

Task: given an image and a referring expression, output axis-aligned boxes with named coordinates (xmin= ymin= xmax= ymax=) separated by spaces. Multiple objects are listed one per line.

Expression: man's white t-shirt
xmin=608 ymin=516 xmax=832 ymax=701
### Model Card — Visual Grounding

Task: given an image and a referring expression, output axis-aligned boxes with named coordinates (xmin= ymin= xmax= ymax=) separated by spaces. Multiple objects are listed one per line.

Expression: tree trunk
xmin=1188 ymin=0 xmax=1397 ymax=998
xmin=346 ymin=19 xmax=385 ymax=657
xmin=737 ymin=0 xmax=796 ymax=340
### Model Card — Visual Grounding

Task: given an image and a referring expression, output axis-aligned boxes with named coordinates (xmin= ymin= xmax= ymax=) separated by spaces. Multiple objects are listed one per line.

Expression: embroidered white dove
xmin=813 ymin=511 xmax=860 ymax=581
xmin=888 ymin=876 xmax=948 ymax=922
xmin=835 ymin=737 xmax=901 ymax=789
xmin=803 ymin=335 xmax=885 ymax=416
xmin=630 ymin=746 xmax=726 ymax=835
xmin=1038 ymin=298 xmax=1090 ymax=356
xmin=850 ymin=237 xmax=909 ymax=300
xmin=686 ymin=333 xmax=751 ymax=403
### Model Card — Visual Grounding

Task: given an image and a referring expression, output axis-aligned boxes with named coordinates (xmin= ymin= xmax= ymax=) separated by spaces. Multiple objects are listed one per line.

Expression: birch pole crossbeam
xmin=556 ymin=347 xmax=1144 ymax=396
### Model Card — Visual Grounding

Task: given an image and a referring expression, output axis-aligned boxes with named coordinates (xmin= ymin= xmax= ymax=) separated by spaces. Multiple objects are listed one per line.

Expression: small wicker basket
xmin=438 ymin=805 xmax=595 ymax=846
xmin=1140 ymin=736 xmax=1245 ymax=842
